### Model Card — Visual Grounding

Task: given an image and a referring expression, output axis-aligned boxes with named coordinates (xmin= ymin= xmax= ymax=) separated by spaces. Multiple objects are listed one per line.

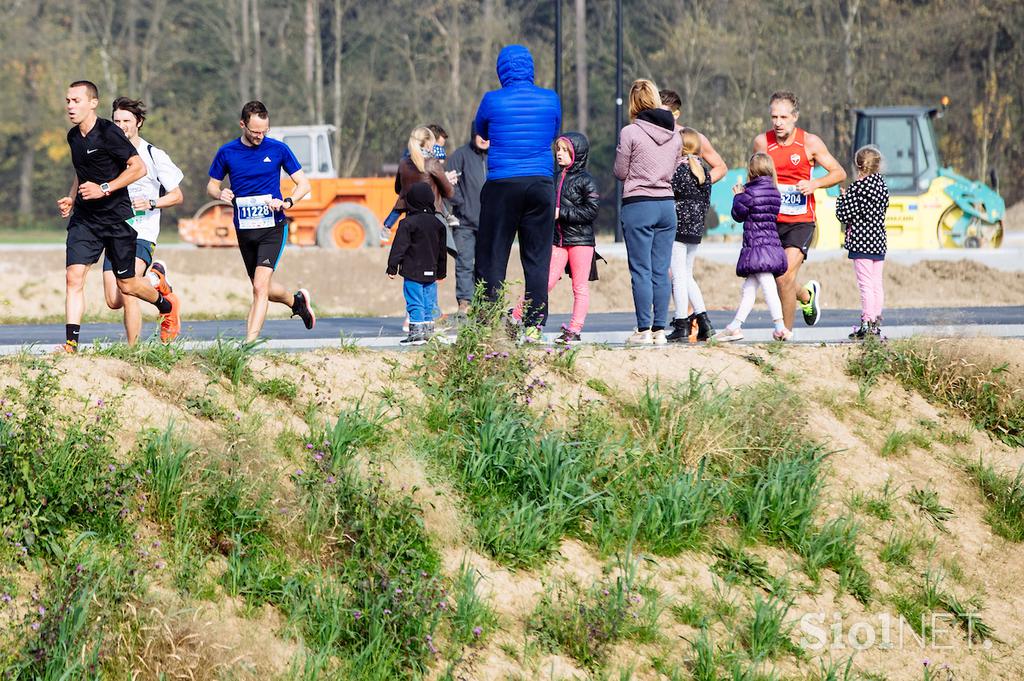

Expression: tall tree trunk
xmin=838 ymin=0 xmax=860 ymax=156
xmin=17 ymin=140 xmax=34 ymax=223
xmin=575 ymin=0 xmax=588 ymax=134
xmin=332 ymin=0 xmax=344 ymax=173
xmin=314 ymin=0 xmax=324 ymax=123
xmin=139 ymin=0 xmax=169 ymax=103
xmin=253 ymin=0 xmax=263 ymax=98
xmin=305 ymin=0 xmax=316 ymax=120
xmin=126 ymin=0 xmax=139 ymax=91
xmin=239 ymin=0 xmax=252 ymax=100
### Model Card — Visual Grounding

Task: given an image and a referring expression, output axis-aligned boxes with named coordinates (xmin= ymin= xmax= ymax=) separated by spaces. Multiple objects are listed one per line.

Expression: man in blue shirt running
xmin=206 ymin=101 xmax=315 ymax=341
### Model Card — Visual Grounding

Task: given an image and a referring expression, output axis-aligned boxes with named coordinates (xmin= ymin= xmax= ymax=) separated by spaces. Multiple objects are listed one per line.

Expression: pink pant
xmin=513 ymin=245 xmax=593 ymax=332
xmin=853 ymin=258 xmax=885 ymax=321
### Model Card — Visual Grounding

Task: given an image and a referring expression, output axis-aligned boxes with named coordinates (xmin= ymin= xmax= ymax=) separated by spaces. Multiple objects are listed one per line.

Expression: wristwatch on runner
xmin=100 ymin=182 xmax=111 ymax=196
xmin=149 ymin=199 xmax=157 ymax=211
xmin=283 ymin=197 xmax=294 ymax=209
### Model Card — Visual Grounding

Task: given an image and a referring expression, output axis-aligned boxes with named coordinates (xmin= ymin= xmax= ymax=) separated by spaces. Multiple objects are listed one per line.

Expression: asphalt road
xmin=2 ymin=306 xmax=1022 ymax=353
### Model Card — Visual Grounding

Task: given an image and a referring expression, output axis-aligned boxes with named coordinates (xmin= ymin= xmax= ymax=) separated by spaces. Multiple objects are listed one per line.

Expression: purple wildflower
xmin=353 ymin=610 xmax=362 ymax=620
xmin=473 ymin=626 xmax=482 ymax=637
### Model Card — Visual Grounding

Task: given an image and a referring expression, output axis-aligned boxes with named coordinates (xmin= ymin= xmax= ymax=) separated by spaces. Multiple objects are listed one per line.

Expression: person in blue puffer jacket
xmin=473 ymin=44 xmax=562 ymax=336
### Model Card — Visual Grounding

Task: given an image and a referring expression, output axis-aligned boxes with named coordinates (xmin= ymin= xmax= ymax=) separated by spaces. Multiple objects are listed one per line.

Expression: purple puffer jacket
xmin=732 ymin=176 xmax=787 ymax=278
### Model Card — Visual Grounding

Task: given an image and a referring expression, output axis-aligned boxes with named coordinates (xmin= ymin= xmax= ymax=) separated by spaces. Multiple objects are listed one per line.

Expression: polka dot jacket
xmin=836 ymin=173 xmax=890 ymax=259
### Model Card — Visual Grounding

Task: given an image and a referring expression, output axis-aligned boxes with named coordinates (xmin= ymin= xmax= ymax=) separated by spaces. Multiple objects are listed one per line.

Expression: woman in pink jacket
xmin=613 ymin=79 xmax=682 ymax=345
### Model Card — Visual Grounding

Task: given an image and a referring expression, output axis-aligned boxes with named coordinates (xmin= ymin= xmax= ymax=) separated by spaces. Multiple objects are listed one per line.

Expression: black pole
xmin=614 ymin=0 xmax=623 ymax=242
xmin=554 ymin=0 xmax=562 ymax=105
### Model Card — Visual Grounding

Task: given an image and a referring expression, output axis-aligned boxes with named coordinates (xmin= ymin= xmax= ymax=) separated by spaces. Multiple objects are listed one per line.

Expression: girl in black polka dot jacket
xmin=836 ymin=145 xmax=889 ymax=339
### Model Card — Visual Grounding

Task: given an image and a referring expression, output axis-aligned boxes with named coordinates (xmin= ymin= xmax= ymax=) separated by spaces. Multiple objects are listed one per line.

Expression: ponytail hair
xmin=628 ymin=79 xmax=660 ymax=120
xmin=679 ymin=128 xmax=705 ymax=185
xmin=407 ymin=126 xmax=436 ymax=173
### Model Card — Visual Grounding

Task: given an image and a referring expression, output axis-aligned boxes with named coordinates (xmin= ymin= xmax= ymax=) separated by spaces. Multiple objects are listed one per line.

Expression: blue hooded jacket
xmin=473 ymin=45 xmax=562 ymax=180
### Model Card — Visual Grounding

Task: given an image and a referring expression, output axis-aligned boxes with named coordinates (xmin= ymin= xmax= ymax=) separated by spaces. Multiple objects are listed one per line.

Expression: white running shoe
xmin=626 ymin=329 xmax=654 ymax=345
xmin=713 ymin=327 xmax=744 ymax=342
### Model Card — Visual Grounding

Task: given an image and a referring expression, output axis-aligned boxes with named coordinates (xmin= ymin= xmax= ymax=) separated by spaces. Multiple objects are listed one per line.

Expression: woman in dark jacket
xmin=714 ymin=153 xmax=792 ymax=342
xmin=511 ymin=132 xmax=599 ymax=344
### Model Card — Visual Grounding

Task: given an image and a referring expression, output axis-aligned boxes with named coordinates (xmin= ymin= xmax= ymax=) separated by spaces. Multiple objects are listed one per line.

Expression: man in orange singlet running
xmin=753 ymin=91 xmax=846 ymax=332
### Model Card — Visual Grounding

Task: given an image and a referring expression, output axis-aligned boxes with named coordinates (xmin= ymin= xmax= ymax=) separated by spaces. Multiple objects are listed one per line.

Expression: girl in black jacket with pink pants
xmin=512 ymin=132 xmax=599 ymax=344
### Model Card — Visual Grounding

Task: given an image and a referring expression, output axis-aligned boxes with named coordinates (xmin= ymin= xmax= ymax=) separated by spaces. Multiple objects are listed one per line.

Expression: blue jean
xmin=621 ymin=200 xmax=676 ymax=329
xmin=403 ymin=279 xmax=438 ymax=323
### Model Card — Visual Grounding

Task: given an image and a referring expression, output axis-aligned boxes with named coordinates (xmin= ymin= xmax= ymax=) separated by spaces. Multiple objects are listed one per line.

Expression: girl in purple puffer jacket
xmin=714 ymin=153 xmax=791 ymax=342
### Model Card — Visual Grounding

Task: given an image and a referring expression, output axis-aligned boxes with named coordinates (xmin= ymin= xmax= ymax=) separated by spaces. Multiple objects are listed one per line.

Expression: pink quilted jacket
xmin=613 ymin=108 xmax=681 ymax=200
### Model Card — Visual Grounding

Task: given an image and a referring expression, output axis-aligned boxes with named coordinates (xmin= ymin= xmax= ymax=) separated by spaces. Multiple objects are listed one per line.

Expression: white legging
xmin=730 ymin=272 xmax=783 ymax=328
xmin=670 ymin=242 xmax=706 ymax=320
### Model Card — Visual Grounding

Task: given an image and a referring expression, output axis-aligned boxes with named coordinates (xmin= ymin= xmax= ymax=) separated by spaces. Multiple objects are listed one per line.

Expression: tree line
xmin=1 ymin=0 xmax=1020 ymax=232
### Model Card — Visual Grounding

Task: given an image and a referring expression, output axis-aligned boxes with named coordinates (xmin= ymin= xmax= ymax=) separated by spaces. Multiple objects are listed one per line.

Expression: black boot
xmin=694 ymin=312 xmax=715 ymax=342
xmin=666 ymin=315 xmax=693 ymax=343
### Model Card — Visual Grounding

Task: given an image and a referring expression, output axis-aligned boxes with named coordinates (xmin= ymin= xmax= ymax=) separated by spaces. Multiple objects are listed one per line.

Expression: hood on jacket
xmin=496 ymin=45 xmax=535 ymax=87
xmin=634 ymin=108 xmax=677 ymax=145
xmin=405 ymin=182 xmax=435 ymax=214
xmin=557 ymin=132 xmax=590 ymax=174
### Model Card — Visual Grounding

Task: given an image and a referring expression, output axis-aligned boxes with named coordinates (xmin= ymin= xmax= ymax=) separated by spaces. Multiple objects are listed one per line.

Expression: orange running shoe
xmin=54 ymin=340 xmax=78 ymax=354
xmin=160 ymin=291 xmax=181 ymax=342
xmin=149 ymin=260 xmax=172 ymax=296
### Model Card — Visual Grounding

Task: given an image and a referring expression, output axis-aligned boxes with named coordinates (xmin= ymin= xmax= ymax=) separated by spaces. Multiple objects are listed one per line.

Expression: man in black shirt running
xmin=57 ymin=80 xmax=181 ymax=352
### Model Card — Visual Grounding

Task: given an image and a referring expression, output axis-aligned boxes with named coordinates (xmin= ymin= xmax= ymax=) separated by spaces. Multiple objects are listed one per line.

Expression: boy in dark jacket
xmin=387 ymin=182 xmax=448 ymax=345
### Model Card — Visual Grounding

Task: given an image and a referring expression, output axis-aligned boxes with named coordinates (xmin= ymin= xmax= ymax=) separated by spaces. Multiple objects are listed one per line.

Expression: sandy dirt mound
xmin=6 ymin=339 xmax=1024 ymax=679
xmin=0 ymin=247 xmax=1020 ymax=324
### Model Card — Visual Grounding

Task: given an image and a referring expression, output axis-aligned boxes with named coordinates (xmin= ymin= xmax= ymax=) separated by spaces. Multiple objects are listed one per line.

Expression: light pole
xmin=614 ymin=0 xmax=623 ymax=242
xmin=554 ymin=0 xmax=562 ymax=108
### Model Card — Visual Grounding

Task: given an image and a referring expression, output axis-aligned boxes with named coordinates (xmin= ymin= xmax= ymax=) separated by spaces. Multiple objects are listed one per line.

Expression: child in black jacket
xmin=510 ymin=132 xmax=600 ymax=344
xmin=387 ymin=182 xmax=448 ymax=345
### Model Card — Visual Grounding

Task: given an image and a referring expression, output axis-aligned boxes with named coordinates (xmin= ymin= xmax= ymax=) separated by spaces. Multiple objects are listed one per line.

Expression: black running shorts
xmin=237 ymin=223 xmax=288 ymax=280
xmin=777 ymin=221 xmax=815 ymax=260
xmin=66 ymin=216 xmax=138 ymax=279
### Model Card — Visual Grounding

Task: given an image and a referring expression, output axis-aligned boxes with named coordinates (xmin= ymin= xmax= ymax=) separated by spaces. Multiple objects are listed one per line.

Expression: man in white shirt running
xmin=108 ymin=97 xmax=185 ymax=344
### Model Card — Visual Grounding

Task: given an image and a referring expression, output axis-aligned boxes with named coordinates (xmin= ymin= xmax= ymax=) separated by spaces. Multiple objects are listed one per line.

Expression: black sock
xmin=65 ymin=324 xmax=80 ymax=346
xmin=154 ymin=293 xmax=172 ymax=314
xmin=638 ymin=327 xmax=651 ymax=332
xmin=652 ymin=325 xmax=665 ymax=333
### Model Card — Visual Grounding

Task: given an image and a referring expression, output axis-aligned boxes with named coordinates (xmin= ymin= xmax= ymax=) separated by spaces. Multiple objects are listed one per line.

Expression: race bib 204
xmin=778 ymin=184 xmax=808 ymax=217
xmin=236 ymin=194 xmax=275 ymax=229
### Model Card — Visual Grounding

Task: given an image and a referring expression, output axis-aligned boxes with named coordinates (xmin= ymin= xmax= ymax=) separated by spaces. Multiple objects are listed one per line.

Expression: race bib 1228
xmin=236 ymin=194 xmax=275 ymax=229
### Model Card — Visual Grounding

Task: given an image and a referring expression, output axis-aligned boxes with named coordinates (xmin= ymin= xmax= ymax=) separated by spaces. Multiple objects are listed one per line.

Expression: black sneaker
xmin=555 ymin=326 xmax=581 ymax=345
xmin=800 ymin=280 xmax=821 ymax=326
xmin=292 ymin=289 xmax=316 ymax=330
